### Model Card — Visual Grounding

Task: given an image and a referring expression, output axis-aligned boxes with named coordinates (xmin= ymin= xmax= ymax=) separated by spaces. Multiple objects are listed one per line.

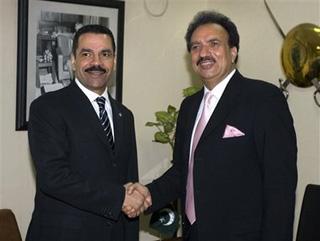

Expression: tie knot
xmin=204 ymin=92 xmax=214 ymax=108
xmin=96 ymin=96 xmax=106 ymax=109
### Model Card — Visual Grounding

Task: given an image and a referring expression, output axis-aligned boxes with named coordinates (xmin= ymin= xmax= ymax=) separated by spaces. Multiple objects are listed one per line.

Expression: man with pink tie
xmin=126 ymin=10 xmax=297 ymax=241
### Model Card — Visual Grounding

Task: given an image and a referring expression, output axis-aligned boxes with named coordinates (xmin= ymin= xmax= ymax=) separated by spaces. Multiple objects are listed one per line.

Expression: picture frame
xmin=16 ymin=0 xmax=125 ymax=130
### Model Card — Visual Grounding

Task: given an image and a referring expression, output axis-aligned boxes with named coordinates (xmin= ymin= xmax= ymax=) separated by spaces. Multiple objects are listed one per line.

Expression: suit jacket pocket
xmin=39 ymin=213 xmax=84 ymax=241
xmin=230 ymin=216 xmax=261 ymax=234
xmin=40 ymin=212 xmax=83 ymax=228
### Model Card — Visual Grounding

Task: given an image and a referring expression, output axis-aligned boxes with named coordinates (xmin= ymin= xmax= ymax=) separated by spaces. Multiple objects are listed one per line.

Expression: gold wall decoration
xmin=264 ymin=0 xmax=320 ymax=106
xmin=281 ymin=23 xmax=320 ymax=106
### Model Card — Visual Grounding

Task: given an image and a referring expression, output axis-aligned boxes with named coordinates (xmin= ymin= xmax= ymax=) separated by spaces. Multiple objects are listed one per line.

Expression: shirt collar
xmin=75 ymin=78 xmax=110 ymax=105
xmin=204 ymin=69 xmax=236 ymax=100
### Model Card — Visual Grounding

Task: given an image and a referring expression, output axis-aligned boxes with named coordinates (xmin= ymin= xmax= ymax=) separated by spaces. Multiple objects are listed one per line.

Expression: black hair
xmin=72 ymin=24 xmax=116 ymax=56
xmin=185 ymin=10 xmax=240 ymax=55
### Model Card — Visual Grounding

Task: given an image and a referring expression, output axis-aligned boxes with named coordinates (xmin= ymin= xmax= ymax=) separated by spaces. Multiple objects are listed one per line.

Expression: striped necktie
xmin=96 ymin=97 xmax=115 ymax=151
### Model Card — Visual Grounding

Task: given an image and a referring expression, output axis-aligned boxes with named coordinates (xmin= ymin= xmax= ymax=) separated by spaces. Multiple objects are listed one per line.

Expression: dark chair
xmin=296 ymin=184 xmax=320 ymax=241
xmin=0 ymin=209 xmax=22 ymax=241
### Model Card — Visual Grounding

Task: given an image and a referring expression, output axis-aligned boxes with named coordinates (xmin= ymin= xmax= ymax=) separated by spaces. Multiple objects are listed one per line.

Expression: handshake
xmin=122 ymin=183 xmax=152 ymax=218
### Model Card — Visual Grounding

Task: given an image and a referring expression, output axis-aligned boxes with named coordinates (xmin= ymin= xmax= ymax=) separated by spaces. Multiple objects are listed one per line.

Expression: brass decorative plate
xmin=281 ymin=23 xmax=320 ymax=87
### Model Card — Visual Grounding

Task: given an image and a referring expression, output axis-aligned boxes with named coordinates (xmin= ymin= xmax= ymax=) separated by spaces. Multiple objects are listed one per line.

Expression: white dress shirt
xmin=75 ymin=79 xmax=115 ymax=139
xmin=189 ymin=69 xmax=236 ymax=158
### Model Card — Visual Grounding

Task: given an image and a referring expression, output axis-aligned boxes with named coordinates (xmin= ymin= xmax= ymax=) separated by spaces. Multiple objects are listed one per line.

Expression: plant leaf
xmin=174 ymin=111 xmax=179 ymax=122
xmin=183 ymin=86 xmax=202 ymax=97
xmin=154 ymin=132 xmax=170 ymax=143
xmin=164 ymin=122 xmax=175 ymax=133
xmin=145 ymin=121 xmax=160 ymax=127
xmin=156 ymin=111 xmax=174 ymax=123
xmin=167 ymin=105 xmax=176 ymax=114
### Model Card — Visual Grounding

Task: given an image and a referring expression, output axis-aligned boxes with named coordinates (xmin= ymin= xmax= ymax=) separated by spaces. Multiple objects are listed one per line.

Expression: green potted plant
xmin=146 ymin=86 xmax=201 ymax=150
xmin=145 ymin=86 xmax=201 ymax=239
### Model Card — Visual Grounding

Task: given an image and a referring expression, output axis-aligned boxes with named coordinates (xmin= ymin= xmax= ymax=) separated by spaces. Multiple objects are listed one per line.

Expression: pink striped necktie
xmin=185 ymin=92 xmax=213 ymax=224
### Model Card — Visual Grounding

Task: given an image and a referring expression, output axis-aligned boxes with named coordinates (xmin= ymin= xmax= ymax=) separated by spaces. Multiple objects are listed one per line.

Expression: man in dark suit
xmin=26 ymin=25 xmax=148 ymax=241
xmin=126 ymin=10 xmax=297 ymax=241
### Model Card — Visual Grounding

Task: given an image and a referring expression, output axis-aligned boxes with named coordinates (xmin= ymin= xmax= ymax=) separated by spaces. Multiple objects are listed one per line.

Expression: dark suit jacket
xmin=147 ymin=70 xmax=297 ymax=241
xmin=26 ymin=82 xmax=139 ymax=241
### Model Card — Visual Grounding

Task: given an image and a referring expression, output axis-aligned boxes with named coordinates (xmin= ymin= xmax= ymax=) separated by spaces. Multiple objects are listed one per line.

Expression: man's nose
xmin=91 ymin=54 xmax=102 ymax=65
xmin=199 ymin=45 xmax=210 ymax=57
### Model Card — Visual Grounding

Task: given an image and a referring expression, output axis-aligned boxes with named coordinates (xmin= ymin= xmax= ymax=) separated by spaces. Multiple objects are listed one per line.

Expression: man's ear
xmin=113 ymin=55 xmax=117 ymax=72
xmin=231 ymin=47 xmax=238 ymax=63
xmin=71 ymin=54 xmax=76 ymax=71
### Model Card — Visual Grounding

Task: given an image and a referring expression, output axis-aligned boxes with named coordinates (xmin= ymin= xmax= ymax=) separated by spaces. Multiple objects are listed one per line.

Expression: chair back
xmin=296 ymin=184 xmax=320 ymax=241
xmin=0 ymin=209 xmax=22 ymax=241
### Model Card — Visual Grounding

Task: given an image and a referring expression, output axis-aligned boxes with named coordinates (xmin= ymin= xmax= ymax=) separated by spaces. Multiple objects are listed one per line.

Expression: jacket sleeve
xmin=254 ymin=88 xmax=297 ymax=241
xmin=123 ymin=111 xmax=139 ymax=241
xmin=146 ymin=99 xmax=188 ymax=212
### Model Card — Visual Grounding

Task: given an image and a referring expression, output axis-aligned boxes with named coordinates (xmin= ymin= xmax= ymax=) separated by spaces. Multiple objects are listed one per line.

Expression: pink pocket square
xmin=223 ymin=125 xmax=245 ymax=138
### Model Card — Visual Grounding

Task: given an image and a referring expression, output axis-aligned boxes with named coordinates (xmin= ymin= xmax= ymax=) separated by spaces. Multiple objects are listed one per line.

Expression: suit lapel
xmin=200 ymin=70 xmax=243 ymax=141
xmin=109 ymin=95 xmax=123 ymax=157
xmin=183 ymin=90 xmax=204 ymax=160
xmin=70 ymin=83 xmax=116 ymax=156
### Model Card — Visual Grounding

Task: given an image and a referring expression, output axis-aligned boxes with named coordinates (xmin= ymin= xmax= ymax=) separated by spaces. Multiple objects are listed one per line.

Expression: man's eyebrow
xmin=191 ymin=37 xmax=221 ymax=45
xmin=207 ymin=37 xmax=220 ymax=42
xmin=190 ymin=40 xmax=199 ymax=46
xmin=77 ymin=48 xmax=114 ymax=54
xmin=78 ymin=48 xmax=93 ymax=53
xmin=101 ymin=48 xmax=113 ymax=53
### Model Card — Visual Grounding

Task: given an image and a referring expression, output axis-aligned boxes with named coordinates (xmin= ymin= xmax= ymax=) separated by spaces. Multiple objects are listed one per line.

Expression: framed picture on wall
xmin=16 ymin=0 xmax=125 ymax=130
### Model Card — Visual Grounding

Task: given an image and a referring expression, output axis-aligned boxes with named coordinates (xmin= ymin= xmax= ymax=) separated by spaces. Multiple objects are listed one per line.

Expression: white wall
xmin=0 ymin=0 xmax=319 ymax=240
xmin=0 ymin=0 xmax=3 ymax=208
xmin=0 ymin=0 xmax=36 ymax=237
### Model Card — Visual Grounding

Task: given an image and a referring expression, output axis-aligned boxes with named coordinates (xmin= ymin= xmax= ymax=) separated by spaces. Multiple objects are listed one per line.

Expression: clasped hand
xmin=122 ymin=183 xmax=152 ymax=218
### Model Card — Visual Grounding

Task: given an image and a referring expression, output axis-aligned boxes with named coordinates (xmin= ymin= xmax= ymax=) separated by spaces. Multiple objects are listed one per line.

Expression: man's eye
xmin=81 ymin=52 xmax=91 ymax=57
xmin=209 ymin=40 xmax=219 ymax=47
xmin=190 ymin=45 xmax=199 ymax=51
xmin=102 ymin=51 xmax=113 ymax=58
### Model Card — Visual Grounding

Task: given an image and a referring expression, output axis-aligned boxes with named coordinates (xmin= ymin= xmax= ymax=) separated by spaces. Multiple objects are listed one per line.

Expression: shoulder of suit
xmin=178 ymin=89 xmax=203 ymax=114
xmin=31 ymin=84 xmax=75 ymax=107
xmin=109 ymin=97 xmax=134 ymax=116
xmin=240 ymin=75 xmax=283 ymax=99
xmin=182 ymin=88 xmax=202 ymax=102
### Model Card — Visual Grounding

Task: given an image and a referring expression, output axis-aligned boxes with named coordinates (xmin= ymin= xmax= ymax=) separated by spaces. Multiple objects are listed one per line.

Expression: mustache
xmin=196 ymin=56 xmax=215 ymax=66
xmin=85 ymin=65 xmax=107 ymax=73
